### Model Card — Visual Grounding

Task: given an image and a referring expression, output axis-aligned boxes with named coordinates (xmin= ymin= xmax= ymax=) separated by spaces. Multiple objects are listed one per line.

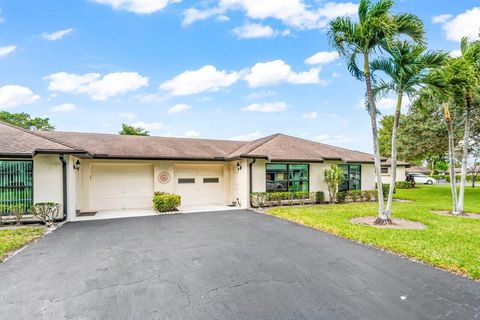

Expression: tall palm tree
xmin=456 ymin=38 xmax=480 ymax=213
xmin=328 ymin=0 xmax=424 ymax=224
xmin=371 ymin=41 xmax=446 ymax=217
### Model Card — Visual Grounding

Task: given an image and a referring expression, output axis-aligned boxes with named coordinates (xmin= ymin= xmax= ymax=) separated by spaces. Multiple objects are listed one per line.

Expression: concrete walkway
xmin=1 ymin=210 xmax=479 ymax=319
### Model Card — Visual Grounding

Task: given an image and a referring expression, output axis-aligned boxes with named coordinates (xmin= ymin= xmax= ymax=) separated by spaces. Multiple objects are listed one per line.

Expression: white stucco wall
xmin=381 ymin=166 xmax=407 ymax=184
xmin=361 ymin=163 xmax=376 ymax=190
xmin=33 ymin=154 xmax=63 ymax=208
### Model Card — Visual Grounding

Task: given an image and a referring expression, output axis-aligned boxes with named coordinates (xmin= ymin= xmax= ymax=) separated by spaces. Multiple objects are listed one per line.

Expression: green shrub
xmin=315 ymin=191 xmax=325 ymax=204
xmin=395 ymin=181 xmax=415 ymax=189
xmin=362 ymin=190 xmax=373 ymax=201
xmin=30 ymin=202 xmax=60 ymax=225
xmin=153 ymin=192 xmax=181 ymax=213
xmin=337 ymin=191 xmax=346 ymax=203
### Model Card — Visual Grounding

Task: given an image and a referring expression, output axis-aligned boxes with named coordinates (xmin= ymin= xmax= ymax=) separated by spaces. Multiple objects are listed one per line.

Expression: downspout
xmin=249 ymin=159 xmax=256 ymax=207
xmin=59 ymin=154 xmax=68 ymax=221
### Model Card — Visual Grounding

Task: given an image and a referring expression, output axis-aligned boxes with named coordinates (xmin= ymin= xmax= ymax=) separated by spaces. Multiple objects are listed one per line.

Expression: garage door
xmin=90 ymin=164 xmax=154 ymax=211
xmin=174 ymin=165 xmax=224 ymax=206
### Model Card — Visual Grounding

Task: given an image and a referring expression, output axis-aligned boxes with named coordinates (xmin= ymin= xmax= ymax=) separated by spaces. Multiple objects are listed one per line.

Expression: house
xmin=380 ymin=158 xmax=410 ymax=184
xmin=0 ymin=121 xmax=380 ymax=221
xmin=406 ymin=166 xmax=431 ymax=175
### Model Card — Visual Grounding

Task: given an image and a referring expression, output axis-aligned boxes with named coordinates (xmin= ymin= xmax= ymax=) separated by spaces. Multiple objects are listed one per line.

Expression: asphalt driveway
xmin=0 ymin=210 xmax=479 ymax=320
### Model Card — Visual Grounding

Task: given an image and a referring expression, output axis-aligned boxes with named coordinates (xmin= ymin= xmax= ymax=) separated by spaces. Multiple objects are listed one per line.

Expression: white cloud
xmin=183 ymin=1 xmax=358 ymax=29
xmin=302 ymin=111 xmax=317 ymax=119
xmin=41 ymin=28 xmax=74 ymax=41
xmin=244 ymin=60 xmax=321 ymax=87
xmin=376 ymin=96 xmax=412 ymax=111
xmin=44 ymin=71 xmax=149 ymax=100
xmin=92 ymin=0 xmax=179 ymax=14
xmin=0 ymin=45 xmax=16 ymax=57
xmin=184 ymin=130 xmax=200 ymax=138
xmin=160 ymin=65 xmax=239 ymax=96
xmin=432 ymin=14 xmax=452 ymax=24
xmin=215 ymin=15 xmax=230 ymax=22
xmin=119 ymin=111 xmax=137 ymax=119
xmin=449 ymin=49 xmax=462 ymax=58
xmin=242 ymin=101 xmax=287 ymax=112
xmin=0 ymin=85 xmax=40 ymax=109
xmin=438 ymin=7 xmax=480 ymax=41
xmin=230 ymin=130 xmax=263 ymax=141
xmin=232 ymin=22 xmax=276 ymax=39
xmin=132 ymin=121 xmax=165 ymax=130
xmin=168 ymin=103 xmax=191 ymax=113
xmin=305 ymin=51 xmax=339 ymax=65
xmin=244 ymin=90 xmax=277 ymax=100
xmin=51 ymin=103 xmax=76 ymax=112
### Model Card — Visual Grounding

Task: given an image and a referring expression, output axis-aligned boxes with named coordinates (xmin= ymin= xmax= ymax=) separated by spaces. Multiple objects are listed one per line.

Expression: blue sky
xmin=0 ymin=0 xmax=479 ymax=152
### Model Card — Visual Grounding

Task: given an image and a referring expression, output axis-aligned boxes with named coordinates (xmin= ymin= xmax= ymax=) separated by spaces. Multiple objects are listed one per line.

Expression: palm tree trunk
xmin=363 ymin=55 xmax=389 ymax=224
xmin=458 ymin=91 xmax=472 ymax=214
xmin=386 ymin=91 xmax=403 ymax=216
xmin=444 ymin=102 xmax=459 ymax=214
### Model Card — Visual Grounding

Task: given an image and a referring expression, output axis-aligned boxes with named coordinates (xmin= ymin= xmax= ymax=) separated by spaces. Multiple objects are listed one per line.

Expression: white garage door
xmin=90 ymin=164 xmax=154 ymax=211
xmin=174 ymin=165 xmax=224 ymax=206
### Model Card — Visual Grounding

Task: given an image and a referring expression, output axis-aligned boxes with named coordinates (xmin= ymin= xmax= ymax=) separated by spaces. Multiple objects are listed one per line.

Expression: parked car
xmin=407 ymin=173 xmax=436 ymax=185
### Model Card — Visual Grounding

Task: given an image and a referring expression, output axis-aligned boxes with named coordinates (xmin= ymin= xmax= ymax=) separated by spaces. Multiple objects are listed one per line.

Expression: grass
xmin=267 ymin=185 xmax=480 ymax=280
xmin=0 ymin=226 xmax=45 ymax=261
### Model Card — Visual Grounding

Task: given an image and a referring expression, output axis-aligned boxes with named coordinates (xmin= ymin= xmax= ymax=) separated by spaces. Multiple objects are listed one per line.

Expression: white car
xmin=409 ymin=173 xmax=436 ymax=185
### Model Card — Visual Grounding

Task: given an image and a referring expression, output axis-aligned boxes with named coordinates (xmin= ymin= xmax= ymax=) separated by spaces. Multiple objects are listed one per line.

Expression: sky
xmin=0 ymin=0 xmax=479 ymax=153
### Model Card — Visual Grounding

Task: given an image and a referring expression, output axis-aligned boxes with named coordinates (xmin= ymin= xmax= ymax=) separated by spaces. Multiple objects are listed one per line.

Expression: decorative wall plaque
xmin=158 ymin=171 xmax=171 ymax=184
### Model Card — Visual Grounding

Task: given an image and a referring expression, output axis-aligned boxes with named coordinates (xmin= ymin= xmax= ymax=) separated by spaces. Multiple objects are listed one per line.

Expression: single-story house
xmin=406 ymin=166 xmax=431 ymax=175
xmin=380 ymin=158 xmax=410 ymax=184
xmin=1 ymin=121 xmax=383 ymax=221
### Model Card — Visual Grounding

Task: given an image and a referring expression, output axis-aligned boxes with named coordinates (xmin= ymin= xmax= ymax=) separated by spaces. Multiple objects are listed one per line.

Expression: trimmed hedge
xmin=315 ymin=191 xmax=325 ymax=204
xmin=250 ymin=191 xmax=316 ymax=208
xmin=338 ymin=190 xmax=380 ymax=203
xmin=153 ymin=192 xmax=181 ymax=213
xmin=395 ymin=181 xmax=415 ymax=189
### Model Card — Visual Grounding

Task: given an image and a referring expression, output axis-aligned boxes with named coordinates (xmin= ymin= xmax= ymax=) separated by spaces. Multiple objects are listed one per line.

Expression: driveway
xmin=1 ymin=210 xmax=479 ymax=319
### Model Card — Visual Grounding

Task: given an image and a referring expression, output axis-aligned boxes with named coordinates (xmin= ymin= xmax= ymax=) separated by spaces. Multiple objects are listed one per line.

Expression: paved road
xmin=0 ymin=210 xmax=479 ymax=319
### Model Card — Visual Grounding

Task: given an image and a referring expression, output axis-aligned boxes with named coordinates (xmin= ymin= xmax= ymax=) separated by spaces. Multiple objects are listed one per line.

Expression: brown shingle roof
xmin=231 ymin=134 xmax=376 ymax=163
xmin=381 ymin=158 xmax=410 ymax=167
xmin=1 ymin=123 xmax=378 ymax=163
xmin=0 ymin=122 xmax=79 ymax=156
xmin=35 ymin=131 xmax=245 ymax=160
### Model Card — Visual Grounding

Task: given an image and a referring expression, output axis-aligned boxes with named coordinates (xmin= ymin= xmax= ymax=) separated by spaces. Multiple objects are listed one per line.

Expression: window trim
xmin=265 ymin=163 xmax=310 ymax=192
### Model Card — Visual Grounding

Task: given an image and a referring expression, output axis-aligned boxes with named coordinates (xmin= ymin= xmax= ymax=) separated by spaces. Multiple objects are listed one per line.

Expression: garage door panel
xmin=174 ymin=165 xmax=224 ymax=206
xmin=90 ymin=164 xmax=153 ymax=211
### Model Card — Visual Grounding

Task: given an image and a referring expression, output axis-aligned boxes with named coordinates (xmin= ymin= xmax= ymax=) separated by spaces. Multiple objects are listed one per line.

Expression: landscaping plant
xmin=153 ymin=192 xmax=181 ymax=213
xmin=30 ymin=202 xmax=60 ymax=225
xmin=324 ymin=165 xmax=344 ymax=203
xmin=328 ymin=0 xmax=424 ymax=224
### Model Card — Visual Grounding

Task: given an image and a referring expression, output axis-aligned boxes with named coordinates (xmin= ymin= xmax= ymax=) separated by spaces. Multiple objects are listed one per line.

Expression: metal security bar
xmin=0 ymin=160 xmax=33 ymax=216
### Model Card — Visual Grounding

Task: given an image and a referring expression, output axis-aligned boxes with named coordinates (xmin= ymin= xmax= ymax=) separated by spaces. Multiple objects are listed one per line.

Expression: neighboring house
xmin=406 ymin=166 xmax=431 ymax=175
xmin=0 ymin=122 xmax=380 ymax=221
xmin=380 ymin=158 xmax=410 ymax=184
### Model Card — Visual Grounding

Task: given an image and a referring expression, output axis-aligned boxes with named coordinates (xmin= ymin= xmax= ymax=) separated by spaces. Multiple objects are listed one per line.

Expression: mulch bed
xmin=350 ymin=217 xmax=427 ymax=229
xmin=431 ymin=210 xmax=480 ymax=219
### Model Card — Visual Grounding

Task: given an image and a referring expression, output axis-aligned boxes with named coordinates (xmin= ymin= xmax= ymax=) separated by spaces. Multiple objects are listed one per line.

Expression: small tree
xmin=324 ymin=166 xmax=344 ymax=203
xmin=10 ymin=204 xmax=26 ymax=226
xmin=30 ymin=202 xmax=60 ymax=225
xmin=119 ymin=123 xmax=149 ymax=136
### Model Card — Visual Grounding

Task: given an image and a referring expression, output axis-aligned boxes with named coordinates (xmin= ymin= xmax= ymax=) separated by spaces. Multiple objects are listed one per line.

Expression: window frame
xmin=338 ymin=164 xmax=362 ymax=192
xmin=0 ymin=159 xmax=34 ymax=215
xmin=178 ymin=178 xmax=195 ymax=184
xmin=265 ymin=163 xmax=310 ymax=192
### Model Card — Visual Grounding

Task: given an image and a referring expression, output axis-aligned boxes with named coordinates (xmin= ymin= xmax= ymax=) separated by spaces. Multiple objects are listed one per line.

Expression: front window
xmin=339 ymin=164 xmax=361 ymax=191
xmin=266 ymin=163 xmax=309 ymax=192
xmin=0 ymin=160 xmax=33 ymax=215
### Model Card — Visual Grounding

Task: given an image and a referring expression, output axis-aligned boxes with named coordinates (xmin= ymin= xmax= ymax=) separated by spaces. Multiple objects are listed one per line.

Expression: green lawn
xmin=0 ymin=227 xmax=45 ymax=261
xmin=267 ymin=185 xmax=480 ymax=280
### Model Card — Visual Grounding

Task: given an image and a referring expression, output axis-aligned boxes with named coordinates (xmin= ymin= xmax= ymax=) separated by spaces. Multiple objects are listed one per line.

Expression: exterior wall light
xmin=73 ymin=160 xmax=81 ymax=171
xmin=236 ymin=162 xmax=242 ymax=171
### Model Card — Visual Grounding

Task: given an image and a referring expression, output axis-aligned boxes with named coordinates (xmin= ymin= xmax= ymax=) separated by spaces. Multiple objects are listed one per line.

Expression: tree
xmin=0 ymin=111 xmax=54 ymax=131
xmin=371 ymin=41 xmax=446 ymax=217
xmin=324 ymin=166 xmax=344 ymax=203
xmin=470 ymin=146 xmax=480 ymax=188
xmin=328 ymin=0 xmax=424 ymax=224
xmin=119 ymin=123 xmax=149 ymax=136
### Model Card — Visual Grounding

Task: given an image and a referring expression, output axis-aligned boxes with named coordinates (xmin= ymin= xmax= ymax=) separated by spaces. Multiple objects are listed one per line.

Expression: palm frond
xmin=347 ymin=51 xmax=364 ymax=80
xmin=395 ymin=13 xmax=425 ymax=44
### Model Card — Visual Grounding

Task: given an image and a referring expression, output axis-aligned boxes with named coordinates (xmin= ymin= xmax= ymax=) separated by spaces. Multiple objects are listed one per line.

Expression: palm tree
xmin=371 ymin=41 xmax=446 ymax=217
xmin=328 ymin=0 xmax=424 ymax=224
xmin=455 ymin=38 xmax=480 ymax=213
